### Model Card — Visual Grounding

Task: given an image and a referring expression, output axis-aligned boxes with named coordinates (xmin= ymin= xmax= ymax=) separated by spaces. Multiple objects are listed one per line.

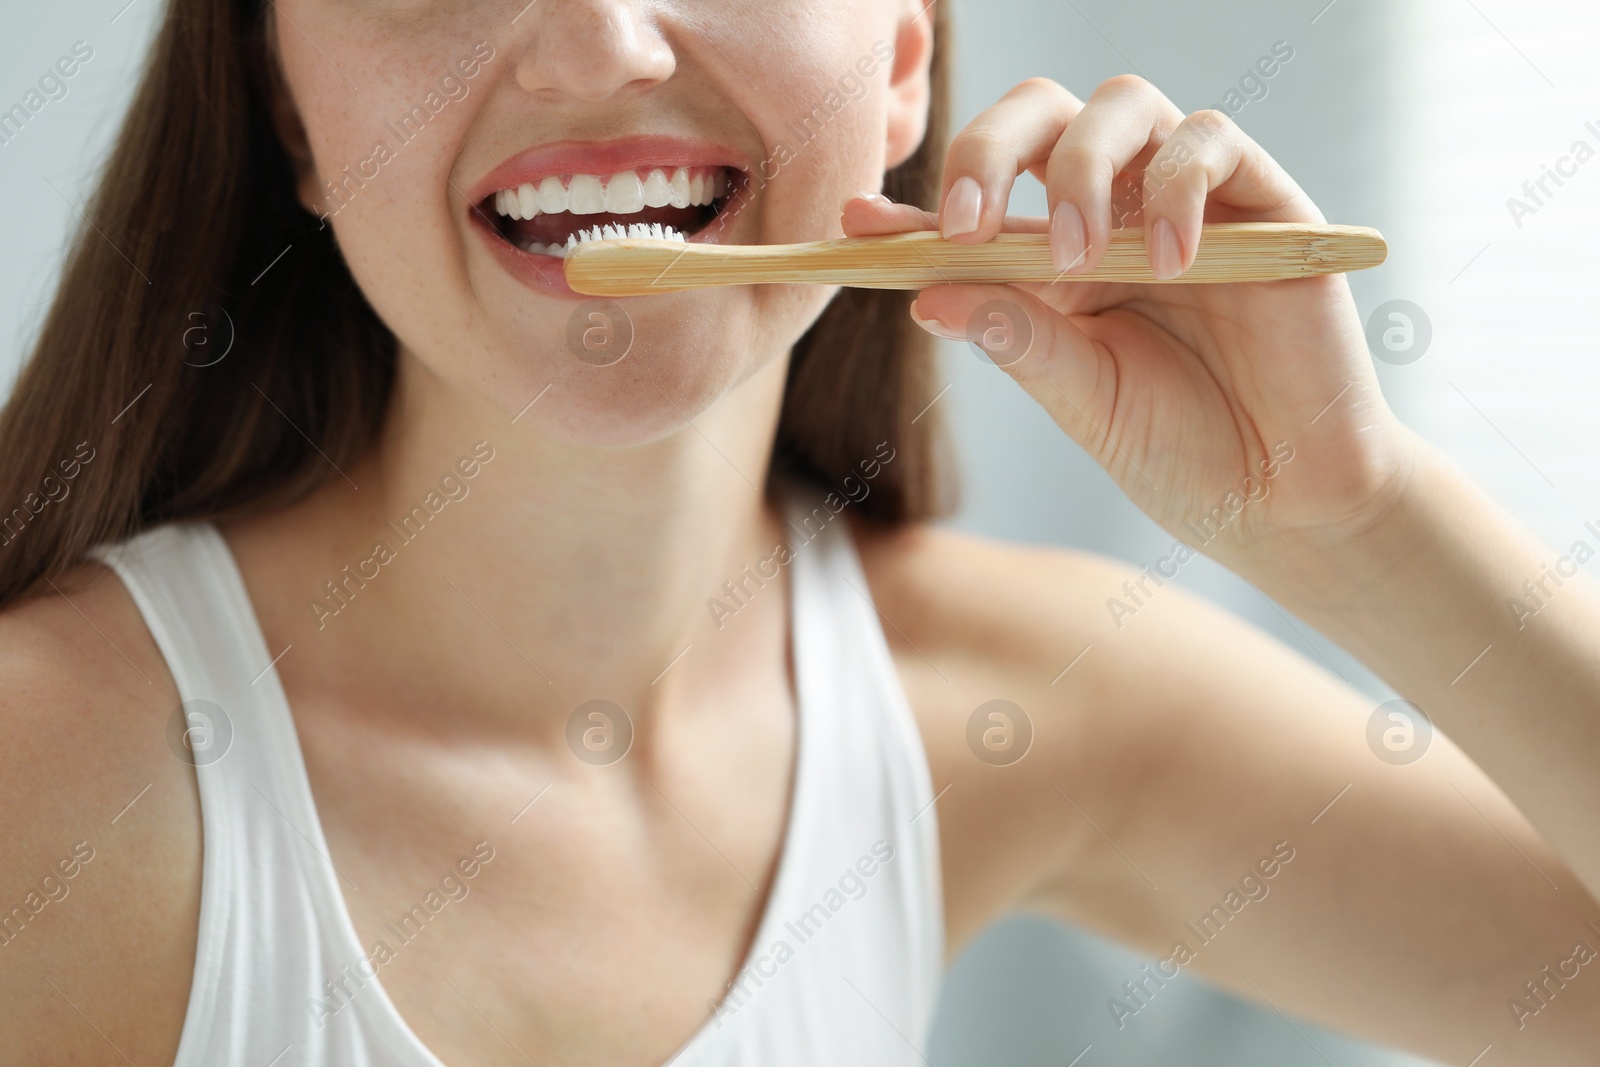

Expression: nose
xmin=512 ymin=0 xmax=676 ymax=102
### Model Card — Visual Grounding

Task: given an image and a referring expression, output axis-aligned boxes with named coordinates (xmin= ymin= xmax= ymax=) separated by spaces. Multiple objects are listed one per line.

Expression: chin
xmin=481 ymin=302 xmax=782 ymax=450
xmin=462 ymin=252 xmax=833 ymax=448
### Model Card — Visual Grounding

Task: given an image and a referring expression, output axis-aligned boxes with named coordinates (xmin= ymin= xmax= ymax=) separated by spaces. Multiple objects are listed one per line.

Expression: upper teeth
xmin=493 ymin=167 xmax=726 ymax=219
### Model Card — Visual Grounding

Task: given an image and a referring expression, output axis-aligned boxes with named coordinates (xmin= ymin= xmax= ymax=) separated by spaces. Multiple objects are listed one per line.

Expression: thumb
xmin=910 ymin=284 xmax=1117 ymax=458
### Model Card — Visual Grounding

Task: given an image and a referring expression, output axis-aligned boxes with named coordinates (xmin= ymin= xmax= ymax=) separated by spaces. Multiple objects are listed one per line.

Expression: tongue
xmin=512 ymin=204 xmax=711 ymax=246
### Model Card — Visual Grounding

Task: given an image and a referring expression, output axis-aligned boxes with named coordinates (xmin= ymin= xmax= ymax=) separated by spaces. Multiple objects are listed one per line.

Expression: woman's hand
xmin=843 ymin=75 xmax=1417 ymax=574
xmin=851 ymin=75 xmax=1600 ymax=907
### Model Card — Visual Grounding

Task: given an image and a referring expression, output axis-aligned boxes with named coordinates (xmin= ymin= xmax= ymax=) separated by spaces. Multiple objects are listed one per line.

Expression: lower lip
xmin=473 ymin=212 xmax=586 ymax=300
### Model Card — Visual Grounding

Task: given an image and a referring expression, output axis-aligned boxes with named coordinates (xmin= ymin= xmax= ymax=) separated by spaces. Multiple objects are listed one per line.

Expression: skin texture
xmin=4 ymin=1 xmax=1600 ymax=1065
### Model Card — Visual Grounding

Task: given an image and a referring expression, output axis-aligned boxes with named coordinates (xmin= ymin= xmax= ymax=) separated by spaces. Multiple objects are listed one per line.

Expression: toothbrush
xmin=562 ymin=222 xmax=1386 ymax=297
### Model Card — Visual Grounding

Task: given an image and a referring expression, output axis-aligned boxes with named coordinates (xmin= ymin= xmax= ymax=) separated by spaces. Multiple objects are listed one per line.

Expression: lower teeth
xmin=520 ymin=239 xmax=571 ymax=259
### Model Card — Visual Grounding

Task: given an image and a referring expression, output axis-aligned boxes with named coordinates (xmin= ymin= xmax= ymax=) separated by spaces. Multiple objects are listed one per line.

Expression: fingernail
xmin=1050 ymin=201 xmax=1087 ymax=273
xmin=1150 ymin=217 xmax=1184 ymax=280
xmin=940 ymin=176 xmax=983 ymax=238
xmin=910 ymin=302 xmax=966 ymax=341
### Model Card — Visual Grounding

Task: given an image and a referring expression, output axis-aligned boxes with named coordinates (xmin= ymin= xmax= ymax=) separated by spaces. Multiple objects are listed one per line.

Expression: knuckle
xmin=1010 ymin=75 xmax=1053 ymax=94
xmin=948 ymin=126 xmax=1007 ymax=162
xmin=1010 ymin=75 xmax=1068 ymax=102
xmin=1095 ymin=72 xmax=1151 ymax=97
xmin=1183 ymin=108 xmax=1233 ymax=135
xmin=1150 ymin=134 xmax=1199 ymax=174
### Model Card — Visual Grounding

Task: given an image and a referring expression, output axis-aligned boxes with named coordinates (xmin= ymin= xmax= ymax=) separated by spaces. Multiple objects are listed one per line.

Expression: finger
xmin=840 ymin=193 xmax=1049 ymax=238
xmin=1043 ymin=74 xmax=1185 ymax=274
xmin=938 ymin=77 xmax=1083 ymax=244
xmin=840 ymin=193 xmax=938 ymax=237
xmin=1139 ymin=109 xmax=1324 ymax=279
xmin=909 ymin=284 xmax=1115 ymax=458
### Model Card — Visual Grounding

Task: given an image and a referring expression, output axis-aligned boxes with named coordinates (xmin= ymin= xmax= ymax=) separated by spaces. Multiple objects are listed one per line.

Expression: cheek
xmin=278 ymin=7 xmax=494 ymax=366
xmin=280 ymin=5 xmax=483 ymax=200
xmin=695 ymin=6 xmax=896 ymax=242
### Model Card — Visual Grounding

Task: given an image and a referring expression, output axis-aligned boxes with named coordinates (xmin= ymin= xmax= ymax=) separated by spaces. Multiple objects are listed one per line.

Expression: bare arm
xmin=1038 ymin=570 xmax=1598 ymax=1063
xmin=1246 ymin=433 xmax=1600 ymax=902
xmin=869 ymin=528 xmax=1600 ymax=1065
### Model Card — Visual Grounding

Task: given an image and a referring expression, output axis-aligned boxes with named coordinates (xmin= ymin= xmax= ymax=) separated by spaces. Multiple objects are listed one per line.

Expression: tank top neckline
xmin=167 ymin=497 xmax=822 ymax=1067
xmin=91 ymin=482 xmax=945 ymax=1067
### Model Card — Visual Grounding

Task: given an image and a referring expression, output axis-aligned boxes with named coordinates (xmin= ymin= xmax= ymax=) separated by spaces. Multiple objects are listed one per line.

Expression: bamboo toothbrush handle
xmin=562 ymin=222 xmax=1387 ymax=297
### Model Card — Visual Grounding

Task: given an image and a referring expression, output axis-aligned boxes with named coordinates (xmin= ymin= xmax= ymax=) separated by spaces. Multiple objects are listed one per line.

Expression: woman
xmin=2 ymin=0 xmax=1598 ymax=1064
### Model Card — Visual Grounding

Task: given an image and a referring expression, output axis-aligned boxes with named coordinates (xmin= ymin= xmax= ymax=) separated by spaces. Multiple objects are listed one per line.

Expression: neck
xmin=270 ymin=346 xmax=797 ymax=734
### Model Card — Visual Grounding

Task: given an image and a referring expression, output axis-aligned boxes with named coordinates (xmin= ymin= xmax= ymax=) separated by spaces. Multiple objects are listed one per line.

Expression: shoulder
xmin=848 ymin=517 xmax=1180 ymax=801
xmin=848 ymin=517 xmax=1343 ymax=948
xmin=0 ymin=558 xmax=198 ymax=1063
xmin=848 ymin=518 xmax=1135 ymax=947
xmin=850 ymin=515 xmax=1234 ymax=721
xmin=850 ymin=515 xmax=1316 ymax=725
xmin=851 ymin=517 xmax=1127 ymax=680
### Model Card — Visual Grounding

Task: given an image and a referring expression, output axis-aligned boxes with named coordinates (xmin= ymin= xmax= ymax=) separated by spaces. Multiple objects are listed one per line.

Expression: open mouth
xmin=480 ymin=165 xmax=742 ymax=258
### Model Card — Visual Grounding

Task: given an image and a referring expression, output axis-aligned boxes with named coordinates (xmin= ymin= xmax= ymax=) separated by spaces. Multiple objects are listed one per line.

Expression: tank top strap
xmin=91 ymin=522 xmax=445 ymax=1067
xmin=688 ymin=486 xmax=947 ymax=1062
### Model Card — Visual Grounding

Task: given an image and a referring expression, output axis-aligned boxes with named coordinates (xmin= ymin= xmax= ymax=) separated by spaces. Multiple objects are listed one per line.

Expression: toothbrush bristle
xmin=565 ymin=222 xmax=689 ymax=250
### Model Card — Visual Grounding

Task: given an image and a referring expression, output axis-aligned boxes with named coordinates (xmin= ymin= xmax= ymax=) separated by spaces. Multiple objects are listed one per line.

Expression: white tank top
xmin=91 ymin=487 xmax=945 ymax=1067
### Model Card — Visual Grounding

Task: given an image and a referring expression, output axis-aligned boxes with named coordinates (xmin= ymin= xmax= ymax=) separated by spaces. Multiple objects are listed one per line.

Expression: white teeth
xmin=492 ymin=167 xmax=727 ymax=257
xmin=537 ymin=175 xmax=565 ymax=213
xmin=567 ymin=174 xmax=605 ymax=214
xmin=667 ymin=167 xmax=691 ymax=208
xmin=641 ymin=169 xmax=672 ymax=208
xmin=603 ymin=172 xmax=645 ymax=213
xmin=490 ymin=167 xmax=729 ymax=218
xmin=519 ymin=238 xmax=569 ymax=259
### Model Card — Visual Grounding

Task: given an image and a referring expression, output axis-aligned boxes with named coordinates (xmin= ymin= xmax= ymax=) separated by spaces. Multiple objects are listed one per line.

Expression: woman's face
xmin=271 ymin=0 xmax=930 ymax=446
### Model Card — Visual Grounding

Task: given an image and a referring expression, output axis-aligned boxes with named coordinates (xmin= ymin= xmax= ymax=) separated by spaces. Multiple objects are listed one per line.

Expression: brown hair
xmin=0 ymin=0 xmax=954 ymax=610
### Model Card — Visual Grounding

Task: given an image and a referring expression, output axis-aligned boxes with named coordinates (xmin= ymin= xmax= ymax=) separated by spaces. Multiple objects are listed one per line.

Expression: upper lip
xmin=466 ymin=134 xmax=749 ymax=206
